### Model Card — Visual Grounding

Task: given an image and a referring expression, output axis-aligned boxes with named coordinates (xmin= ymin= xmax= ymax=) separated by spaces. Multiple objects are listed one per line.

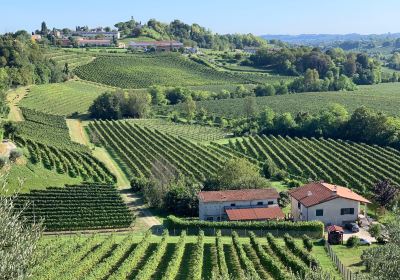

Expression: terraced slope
xmin=88 ymin=120 xmax=246 ymax=181
xmin=74 ymin=53 xmax=247 ymax=88
xmin=19 ymin=80 xmax=111 ymax=116
xmin=32 ymin=231 xmax=337 ymax=280
xmin=229 ymin=135 xmax=400 ymax=193
xmin=14 ymin=184 xmax=132 ymax=231
xmin=127 ymin=119 xmax=229 ymax=142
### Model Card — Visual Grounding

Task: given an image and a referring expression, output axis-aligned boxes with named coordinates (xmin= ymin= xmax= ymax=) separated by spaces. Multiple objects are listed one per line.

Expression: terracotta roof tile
xmin=226 ymin=207 xmax=284 ymax=221
xmin=198 ymin=188 xmax=279 ymax=203
xmin=327 ymin=225 xmax=344 ymax=232
xmin=288 ymin=182 xmax=370 ymax=207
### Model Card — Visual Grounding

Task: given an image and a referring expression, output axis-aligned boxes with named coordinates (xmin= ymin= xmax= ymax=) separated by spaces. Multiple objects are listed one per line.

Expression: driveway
xmin=342 ymin=227 xmax=376 ymax=242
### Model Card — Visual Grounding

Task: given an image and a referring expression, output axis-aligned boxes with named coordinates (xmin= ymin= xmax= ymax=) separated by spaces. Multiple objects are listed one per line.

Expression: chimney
xmin=332 ymin=186 xmax=337 ymax=195
xmin=307 ymin=191 xmax=312 ymax=197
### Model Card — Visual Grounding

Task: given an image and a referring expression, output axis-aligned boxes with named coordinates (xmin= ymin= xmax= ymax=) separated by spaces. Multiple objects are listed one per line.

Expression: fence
xmin=324 ymin=241 xmax=362 ymax=280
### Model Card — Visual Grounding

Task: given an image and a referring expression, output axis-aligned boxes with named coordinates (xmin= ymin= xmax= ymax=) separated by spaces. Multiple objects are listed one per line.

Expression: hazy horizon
xmin=1 ymin=0 xmax=400 ymax=35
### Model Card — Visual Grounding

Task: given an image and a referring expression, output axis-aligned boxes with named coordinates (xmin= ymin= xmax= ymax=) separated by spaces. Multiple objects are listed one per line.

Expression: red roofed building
xmin=198 ymin=188 xmax=282 ymax=222
xmin=288 ymin=182 xmax=371 ymax=225
xmin=226 ymin=207 xmax=284 ymax=221
xmin=77 ymin=38 xmax=112 ymax=47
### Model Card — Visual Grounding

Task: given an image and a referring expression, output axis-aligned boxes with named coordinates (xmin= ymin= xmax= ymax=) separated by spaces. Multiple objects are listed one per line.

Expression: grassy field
xmin=32 ymin=233 xmax=340 ymax=280
xmin=332 ymin=244 xmax=379 ymax=274
xmin=119 ymin=36 xmax=157 ymax=44
xmin=2 ymin=161 xmax=81 ymax=194
xmin=19 ymin=80 xmax=111 ymax=116
xmin=169 ymin=82 xmax=400 ymax=118
xmin=74 ymin=53 xmax=250 ymax=88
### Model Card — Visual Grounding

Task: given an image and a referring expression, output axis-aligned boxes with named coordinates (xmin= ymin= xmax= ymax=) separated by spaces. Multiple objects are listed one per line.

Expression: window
xmin=298 ymin=202 xmax=301 ymax=209
xmin=206 ymin=217 xmax=214 ymax=221
xmin=257 ymin=202 xmax=263 ymax=206
xmin=316 ymin=209 xmax=324 ymax=216
xmin=268 ymin=201 xmax=274 ymax=205
xmin=230 ymin=203 xmax=236 ymax=207
xmin=340 ymin=208 xmax=355 ymax=215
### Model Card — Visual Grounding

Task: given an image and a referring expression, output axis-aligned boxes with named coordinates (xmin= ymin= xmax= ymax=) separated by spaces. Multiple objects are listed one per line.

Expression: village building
xmin=198 ymin=188 xmax=284 ymax=222
xmin=288 ymin=182 xmax=371 ymax=225
xmin=77 ymin=38 xmax=112 ymax=47
xmin=55 ymin=38 xmax=72 ymax=47
xmin=243 ymin=46 xmax=259 ymax=54
xmin=74 ymin=31 xmax=120 ymax=40
xmin=129 ymin=40 xmax=184 ymax=52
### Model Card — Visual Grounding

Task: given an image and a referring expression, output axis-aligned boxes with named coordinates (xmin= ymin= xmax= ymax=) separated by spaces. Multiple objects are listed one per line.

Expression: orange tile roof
xmin=198 ymin=188 xmax=279 ymax=203
xmin=288 ymin=182 xmax=371 ymax=207
xmin=327 ymin=225 xmax=344 ymax=232
xmin=226 ymin=207 xmax=284 ymax=221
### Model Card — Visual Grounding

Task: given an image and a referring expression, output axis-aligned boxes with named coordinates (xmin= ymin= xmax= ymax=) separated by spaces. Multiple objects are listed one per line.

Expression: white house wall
xmin=291 ymin=197 xmax=360 ymax=225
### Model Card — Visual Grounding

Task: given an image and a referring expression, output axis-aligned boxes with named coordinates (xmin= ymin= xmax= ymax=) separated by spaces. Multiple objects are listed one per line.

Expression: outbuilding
xmin=198 ymin=188 xmax=284 ymax=222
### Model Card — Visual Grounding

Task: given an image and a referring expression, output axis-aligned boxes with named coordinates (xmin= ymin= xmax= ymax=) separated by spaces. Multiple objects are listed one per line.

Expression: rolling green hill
xmin=74 ymin=53 xmax=248 ymax=88
xmin=169 ymin=83 xmax=400 ymax=118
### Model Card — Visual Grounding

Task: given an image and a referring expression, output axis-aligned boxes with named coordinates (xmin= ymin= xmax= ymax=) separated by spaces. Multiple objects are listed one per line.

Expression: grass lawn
xmin=331 ymin=244 xmax=378 ymax=274
xmin=2 ymin=161 xmax=81 ymax=194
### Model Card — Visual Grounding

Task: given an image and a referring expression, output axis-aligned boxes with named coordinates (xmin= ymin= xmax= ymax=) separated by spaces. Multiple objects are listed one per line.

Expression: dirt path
xmin=6 ymin=87 xmax=28 ymax=122
xmin=66 ymin=119 xmax=89 ymax=145
xmin=119 ymin=188 xmax=162 ymax=229
xmin=67 ymin=119 xmax=162 ymax=230
xmin=0 ymin=141 xmax=17 ymax=157
xmin=92 ymin=147 xmax=131 ymax=188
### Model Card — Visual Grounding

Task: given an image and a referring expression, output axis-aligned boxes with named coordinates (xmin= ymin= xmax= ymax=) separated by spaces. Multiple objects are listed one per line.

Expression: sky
xmin=1 ymin=0 xmax=400 ymax=35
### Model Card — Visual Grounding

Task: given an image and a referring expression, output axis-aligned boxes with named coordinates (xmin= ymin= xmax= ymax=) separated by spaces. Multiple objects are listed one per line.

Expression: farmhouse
xmin=77 ymin=39 xmax=112 ymax=47
xmin=288 ymin=182 xmax=371 ymax=225
xmin=74 ymin=31 xmax=120 ymax=40
xmin=129 ymin=40 xmax=184 ymax=51
xmin=198 ymin=188 xmax=284 ymax=222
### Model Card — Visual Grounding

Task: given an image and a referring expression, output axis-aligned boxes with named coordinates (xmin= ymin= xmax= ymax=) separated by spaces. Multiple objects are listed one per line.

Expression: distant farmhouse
xmin=198 ymin=189 xmax=284 ymax=222
xmin=243 ymin=46 xmax=259 ymax=54
xmin=77 ymin=38 xmax=112 ymax=47
xmin=73 ymin=30 xmax=120 ymax=40
xmin=289 ymin=182 xmax=371 ymax=225
xmin=129 ymin=40 xmax=184 ymax=52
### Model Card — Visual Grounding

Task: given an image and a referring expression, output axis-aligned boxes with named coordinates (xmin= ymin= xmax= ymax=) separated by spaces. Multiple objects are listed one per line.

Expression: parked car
xmin=359 ymin=238 xmax=372 ymax=246
xmin=345 ymin=222 xmax=360 ymax=233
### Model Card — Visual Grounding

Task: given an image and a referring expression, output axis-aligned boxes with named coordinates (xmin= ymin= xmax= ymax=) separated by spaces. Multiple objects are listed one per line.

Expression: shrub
xmin=0 ymin=156 xmax=7 ymax=168
xmin=166 ymin=215 xmax=324 ymax=238
xmin=130 ymin=176 xmax=149 ymax=192
xmin=369 ymin=224 xmax=382 ymax=239
xmin=9 ymin=148 xmax=23 ymax=162
xmin=302 ymin=234 xmax=313 ymax=251
xmin=347 ymin=236 xmax=360 ymax=248
xmin=278 ymin=191 xmax=290 ymax=208
xmin=285 ymin=178 xmax=303 ymax=188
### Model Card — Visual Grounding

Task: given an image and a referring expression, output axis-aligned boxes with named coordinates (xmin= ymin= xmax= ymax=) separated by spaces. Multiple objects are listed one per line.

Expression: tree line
xmin=0 ymin=31 xmax=68 ymax=89
xmin=245 ymin=47 xmax=382 ymax=85
xmin=233 ymin=103 xmax=400 ymax=148
xmin=114 ymin=18 xmax=267 ymax=50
